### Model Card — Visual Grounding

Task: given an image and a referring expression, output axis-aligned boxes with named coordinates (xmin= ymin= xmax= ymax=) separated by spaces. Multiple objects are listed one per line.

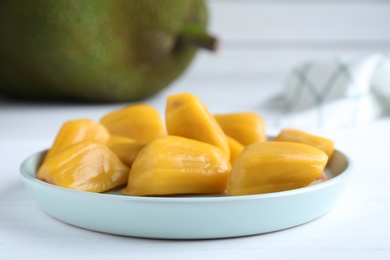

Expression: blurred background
xmin=185 ymin=0 xmax=390 ymax=102
xmin=1 ymin=0 xmax=389 ymax=105
xmin=194 ymin=0 xmax=390 ymax=75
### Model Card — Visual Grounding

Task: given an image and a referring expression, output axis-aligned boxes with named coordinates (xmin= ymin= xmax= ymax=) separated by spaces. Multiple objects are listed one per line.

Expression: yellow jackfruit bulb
xmin=44 ymin=119 xmax=110 ymax=162
xmin=37 ymin=141 xmax=130 ymax=193
xmin=100 ymin=104 xmax=166 ymax=142
xmin=122 ymin=135 xmax=231 ymax=196
xmin=227 ymin=142 xmax=328 ymax=196
xmin=108 ymin=141 xmax=147 ymax=168
xmin=165 ymin=92 xmax=230 ymax=158
xmin=214 ymin=113 xmax=267 ymax=146
xmin=226 ymin=136 xmax=244 ymax=165
xmin=106 ymin=135 xmax=146 ymax=168
xmin=107 ymin=135 xmax=137 ymax=146
xmin=274 ymin=129 xmax=335 ymax=158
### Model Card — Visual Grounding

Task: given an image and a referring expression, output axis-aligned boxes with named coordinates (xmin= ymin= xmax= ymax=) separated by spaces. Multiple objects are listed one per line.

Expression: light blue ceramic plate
xmin=20 ymin=149 xmax=350 ymax=239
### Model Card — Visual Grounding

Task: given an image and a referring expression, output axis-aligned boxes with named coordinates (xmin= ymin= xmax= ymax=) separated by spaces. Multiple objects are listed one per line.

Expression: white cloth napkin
xmin=260 ymin=53 xmax=390 ymax=130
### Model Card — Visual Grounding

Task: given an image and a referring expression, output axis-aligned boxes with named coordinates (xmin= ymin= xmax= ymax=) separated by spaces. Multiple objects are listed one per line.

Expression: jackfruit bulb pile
xmin=37 ymin=92 xmax=335 ymax=197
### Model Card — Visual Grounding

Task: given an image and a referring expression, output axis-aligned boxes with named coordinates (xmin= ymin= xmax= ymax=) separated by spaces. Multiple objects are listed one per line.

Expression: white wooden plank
xmin=188 ymin=49 xmax=389 ymax=77
xmin=208 ymin=0 xmax=390 ymax=3
xmin=206 ymin=2 xmax=390 ymax=42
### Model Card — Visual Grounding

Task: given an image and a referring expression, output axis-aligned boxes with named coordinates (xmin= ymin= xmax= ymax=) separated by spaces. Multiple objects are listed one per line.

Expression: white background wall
xmin=188 ymin=0 xmax=390 ymax=80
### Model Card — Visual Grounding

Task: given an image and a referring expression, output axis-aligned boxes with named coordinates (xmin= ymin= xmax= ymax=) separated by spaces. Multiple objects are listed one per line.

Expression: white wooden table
xmin=1 ymin=1 xmax=390 ymax=259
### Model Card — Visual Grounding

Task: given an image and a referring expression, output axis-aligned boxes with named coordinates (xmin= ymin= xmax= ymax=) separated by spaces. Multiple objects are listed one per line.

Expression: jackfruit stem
xmin=178 ymin=25 xmax=219 ymax=51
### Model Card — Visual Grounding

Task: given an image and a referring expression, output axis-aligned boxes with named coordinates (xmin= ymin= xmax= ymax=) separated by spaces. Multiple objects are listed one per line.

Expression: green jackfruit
xmin=0 ymin=0 xmax=217 ymax=102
